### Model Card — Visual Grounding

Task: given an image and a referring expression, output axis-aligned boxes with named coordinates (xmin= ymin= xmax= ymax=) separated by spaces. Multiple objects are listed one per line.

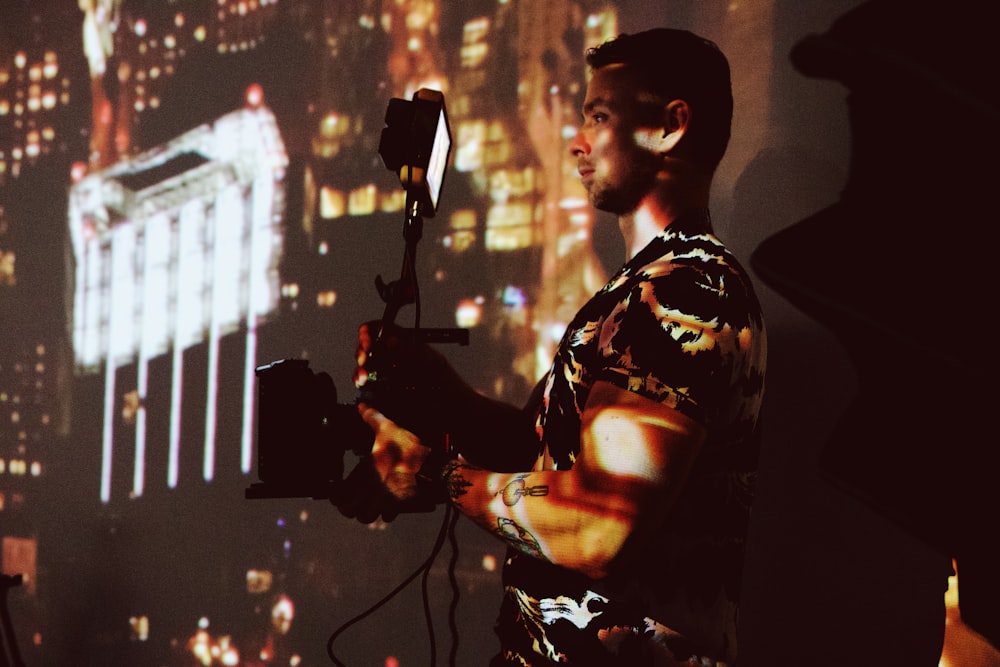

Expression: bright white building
xmin=67 ymin=105 xmax=288 ymax=503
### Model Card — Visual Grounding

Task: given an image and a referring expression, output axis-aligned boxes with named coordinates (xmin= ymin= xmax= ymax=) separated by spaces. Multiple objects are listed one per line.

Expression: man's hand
xmin=358 ymin=402 xmax=432 ymax=501
xmin=353 ymin=320 xmax=463 ymax=392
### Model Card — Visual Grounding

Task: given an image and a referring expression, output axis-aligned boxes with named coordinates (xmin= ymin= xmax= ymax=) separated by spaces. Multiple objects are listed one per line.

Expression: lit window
xmin=461 ymin=43 xmax=488 ymax=68
xmin=379 ymin=190 xmax=406 ymax=213
xmin=129 ymin=616 xmax=150 ymax=641
xmin=348 ymin=184 xmax=377 ymax=216
xmin=246 ymin=569 xmax=273 ymax=593
xmin=446 ymin=230 xmax=476 ymax=251
xmin=455 ymin=298 xmax=482 ymax=328
xmin=316 ymin=291 xmax=337 ymax=307
xmin=463 ymin=18 xmax=490 ymax=44
xmin=319 ymin=187 xmax=345 ymax=219
xmin=450 ymin=210 xmax=476 ymax=230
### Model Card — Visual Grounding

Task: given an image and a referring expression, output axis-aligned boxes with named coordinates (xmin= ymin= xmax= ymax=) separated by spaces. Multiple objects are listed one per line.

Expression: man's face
xmin=570 ymin=64 xmax=665 ymax=215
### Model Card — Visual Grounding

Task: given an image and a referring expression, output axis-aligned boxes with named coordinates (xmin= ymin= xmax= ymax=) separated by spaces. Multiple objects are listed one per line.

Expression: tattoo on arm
xmin=497 ymin=518 xmax=546 ymax=560
xmin=499 ymin=475 xmax=549 ymax=507
xmin=443 ymin=460 xmax=472 ymax=500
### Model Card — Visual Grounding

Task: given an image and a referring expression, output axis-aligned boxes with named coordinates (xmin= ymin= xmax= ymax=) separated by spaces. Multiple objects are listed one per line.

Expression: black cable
xmin=328 ymin=174 xmax=464 ymax=665
xmin=446 ymin=509 xmax=462 ymax=666
xmin=421 ymin=510 xmax=439 ymax=665
xmin=326 ymin=503 xmax=453 ymax=666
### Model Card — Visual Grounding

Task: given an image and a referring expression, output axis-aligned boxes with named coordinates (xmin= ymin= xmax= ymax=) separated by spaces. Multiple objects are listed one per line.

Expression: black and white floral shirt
xmin=493 ymin=209 xmax=767 ymax=666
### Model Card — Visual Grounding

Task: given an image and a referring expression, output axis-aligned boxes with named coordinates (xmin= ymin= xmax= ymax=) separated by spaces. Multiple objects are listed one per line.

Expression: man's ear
xmin=659 ymin=99 xmax=690 ymax=154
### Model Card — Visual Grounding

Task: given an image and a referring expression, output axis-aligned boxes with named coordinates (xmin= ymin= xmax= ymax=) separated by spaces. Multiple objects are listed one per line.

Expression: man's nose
xmin=568 ymin=128 xmax=589 ymax=157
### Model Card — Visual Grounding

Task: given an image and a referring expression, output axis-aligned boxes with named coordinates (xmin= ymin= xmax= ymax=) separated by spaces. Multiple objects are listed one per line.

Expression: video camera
xmin=246 ymin=89 xmax=466 ymax=504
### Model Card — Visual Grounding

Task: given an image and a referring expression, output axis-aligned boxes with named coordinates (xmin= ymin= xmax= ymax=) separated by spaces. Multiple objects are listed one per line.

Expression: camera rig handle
xmin=371 ymin=192 xmax=469 ymax=349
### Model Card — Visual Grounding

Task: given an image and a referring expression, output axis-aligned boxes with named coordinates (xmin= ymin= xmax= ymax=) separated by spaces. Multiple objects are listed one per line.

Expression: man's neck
xmin=618 ymin=175 xmax=712 ymax=260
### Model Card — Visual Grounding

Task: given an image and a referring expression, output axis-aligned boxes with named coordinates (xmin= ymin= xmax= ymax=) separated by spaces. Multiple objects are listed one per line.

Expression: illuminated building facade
xmin=68 ymin=103 xmax=288 ymax=503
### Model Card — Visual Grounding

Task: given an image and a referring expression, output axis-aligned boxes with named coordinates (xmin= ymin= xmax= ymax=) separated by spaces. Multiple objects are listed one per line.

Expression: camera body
xmin=247 ymin=323 xmax=470 ymax=500
xmin=246 ymin=358 xmax=369 ymax=500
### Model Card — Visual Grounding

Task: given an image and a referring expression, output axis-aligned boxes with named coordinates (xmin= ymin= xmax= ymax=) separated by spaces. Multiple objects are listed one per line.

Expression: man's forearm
xmin=436 ymin=460 xmax=637 ymax=579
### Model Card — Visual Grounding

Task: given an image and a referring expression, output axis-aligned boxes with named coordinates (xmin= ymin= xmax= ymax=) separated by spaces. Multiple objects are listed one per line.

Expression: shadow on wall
xmin=740 ymin=1 xmax=999 ymax=665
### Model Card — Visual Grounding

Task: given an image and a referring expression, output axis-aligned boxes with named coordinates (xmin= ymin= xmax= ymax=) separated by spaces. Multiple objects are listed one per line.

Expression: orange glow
xmin=245 ymin=83 xmax=264 ymax=108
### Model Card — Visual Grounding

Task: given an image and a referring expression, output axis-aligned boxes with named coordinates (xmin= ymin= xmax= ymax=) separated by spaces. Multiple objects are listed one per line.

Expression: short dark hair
xmin=585 ymin=28 xmax=733 ymax=171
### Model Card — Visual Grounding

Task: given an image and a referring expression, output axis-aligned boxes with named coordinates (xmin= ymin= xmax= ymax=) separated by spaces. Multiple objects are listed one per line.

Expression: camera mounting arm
xmin=374 ymin=88 xmax=469 ymax=347
xmin=373 ymin=190 xmax=469 ymax=348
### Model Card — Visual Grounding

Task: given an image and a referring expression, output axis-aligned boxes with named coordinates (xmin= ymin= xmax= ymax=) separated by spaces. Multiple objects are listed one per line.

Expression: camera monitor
xmin=378 ymin=88 xmax=452 ymax=218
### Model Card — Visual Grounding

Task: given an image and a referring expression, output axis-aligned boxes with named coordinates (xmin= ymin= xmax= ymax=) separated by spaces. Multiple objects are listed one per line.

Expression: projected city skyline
xmin=0 ymin=2 xmax=647 ymax=663
xmin=7 ymin=3 xmax=973 ymax=667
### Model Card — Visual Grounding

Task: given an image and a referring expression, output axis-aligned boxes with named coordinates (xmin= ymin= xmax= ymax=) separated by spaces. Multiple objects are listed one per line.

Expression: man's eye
xmin=592 ymin=113 xmax=608 ymax=123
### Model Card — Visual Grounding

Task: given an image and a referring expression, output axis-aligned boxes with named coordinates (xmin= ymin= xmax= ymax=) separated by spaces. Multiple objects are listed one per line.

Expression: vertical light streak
xmin=133 ymin=223 xmax=149 ymax=498
xmin=203 ymin=202 xmax=223 ymax=482
xmin=203 ymin=334 xmax=219 ymax=483
xmin=102 ymin=224 xmax=135 ymax=503
xmin=101 ymin=348 xmax=115 ymax=504
xmin=242 ymin=327 xmax=257 ymax=474
xmin=168 ymin=343 xmax=183 ymax=489
xmin=169 ymin=204 xmax=198 ymax=488
xmin=241 ymin=179 xmax=265 ymax=474
xmin=135 ymin=214 xmax=170 ymax=496
xmin=134 ymin=356 xmax=148 ymax=497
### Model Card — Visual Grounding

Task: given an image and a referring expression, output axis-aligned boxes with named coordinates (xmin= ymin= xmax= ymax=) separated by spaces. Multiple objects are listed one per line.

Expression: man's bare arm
xmin=440 ymin=380 xmax=707 ymax=579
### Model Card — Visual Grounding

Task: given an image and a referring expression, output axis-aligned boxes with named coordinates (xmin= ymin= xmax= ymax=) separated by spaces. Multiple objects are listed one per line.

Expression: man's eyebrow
xmin=581 ymin=97 xmax=612 ymax=116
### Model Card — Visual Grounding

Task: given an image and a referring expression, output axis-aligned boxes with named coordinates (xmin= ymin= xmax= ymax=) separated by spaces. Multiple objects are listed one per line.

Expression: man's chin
xmin=590 ymin=192 xmax=634 ymax=216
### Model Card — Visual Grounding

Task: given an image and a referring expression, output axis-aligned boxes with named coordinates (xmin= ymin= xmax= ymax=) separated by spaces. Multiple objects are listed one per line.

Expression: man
xmin=353 ymin=28 xmax=766 ymax=666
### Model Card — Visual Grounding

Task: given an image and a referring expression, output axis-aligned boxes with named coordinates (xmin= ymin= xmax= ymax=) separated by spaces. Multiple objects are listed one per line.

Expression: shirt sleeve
xmin=593 ymin=266 xmax=750 ymax=428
